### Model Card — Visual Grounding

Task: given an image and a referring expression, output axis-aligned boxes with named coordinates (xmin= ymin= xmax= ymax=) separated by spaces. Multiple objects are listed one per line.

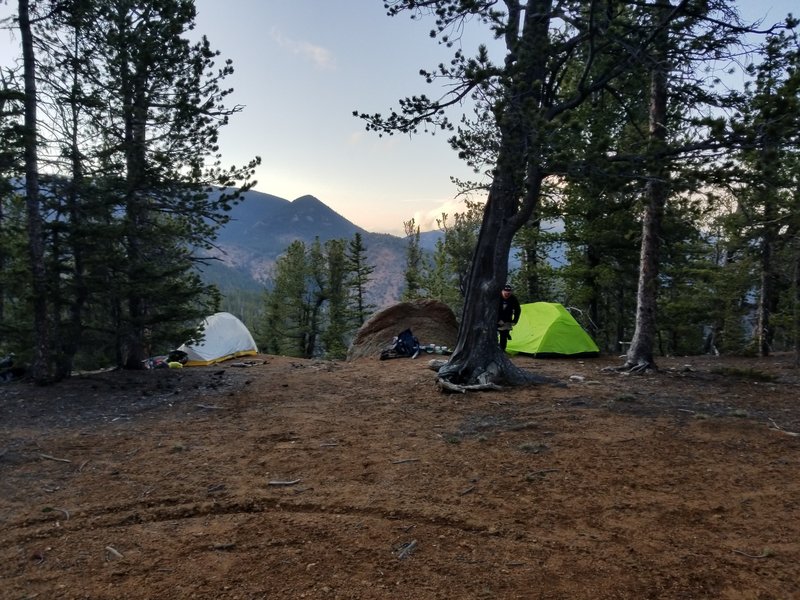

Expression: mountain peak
xmin=292 ymin=194 xmax=323 ymax=205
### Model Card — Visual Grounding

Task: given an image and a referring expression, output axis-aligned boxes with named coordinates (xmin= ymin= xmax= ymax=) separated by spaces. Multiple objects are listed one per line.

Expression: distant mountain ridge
xmin=201 ymin=189 xmax=407 ymax=307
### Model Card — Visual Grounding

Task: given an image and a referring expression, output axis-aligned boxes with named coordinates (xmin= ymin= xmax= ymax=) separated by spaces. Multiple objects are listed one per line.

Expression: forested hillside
xmin=198 ymin=189 xmax=408 ymax=310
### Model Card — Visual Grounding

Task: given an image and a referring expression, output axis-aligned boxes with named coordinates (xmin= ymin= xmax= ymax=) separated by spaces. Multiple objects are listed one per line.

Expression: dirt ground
xmin=1 ymin=351 xmax=799 ymax=600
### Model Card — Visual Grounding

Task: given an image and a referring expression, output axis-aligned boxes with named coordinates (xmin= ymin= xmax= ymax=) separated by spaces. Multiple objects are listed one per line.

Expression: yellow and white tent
xmin=177 ymin=312 xmax=258 ymax=366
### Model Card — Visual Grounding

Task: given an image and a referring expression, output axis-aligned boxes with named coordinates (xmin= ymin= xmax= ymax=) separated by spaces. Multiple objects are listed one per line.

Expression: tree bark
xmin=438 ymin=3 xmax=555 ymax=388
xmin=623 ymin=0 xmax=671 ymax=372
xmin=19 ymin=0 xmax=52 ymax=383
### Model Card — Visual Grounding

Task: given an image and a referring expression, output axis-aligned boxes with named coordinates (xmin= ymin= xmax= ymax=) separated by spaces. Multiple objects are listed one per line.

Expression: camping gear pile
xmin=379 ymin=328 xmax=453 ymax=360
xmin=380 ymin=329 xmax=420 ymax=360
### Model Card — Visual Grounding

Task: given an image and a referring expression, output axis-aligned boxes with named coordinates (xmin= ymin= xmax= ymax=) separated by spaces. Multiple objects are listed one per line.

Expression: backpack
xmin=380 ymin=328 xmax=420 ymax=360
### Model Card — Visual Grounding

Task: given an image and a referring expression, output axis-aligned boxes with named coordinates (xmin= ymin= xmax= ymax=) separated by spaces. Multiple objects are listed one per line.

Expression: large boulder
xmin=347 ymin=299 xmax=459 ymax=361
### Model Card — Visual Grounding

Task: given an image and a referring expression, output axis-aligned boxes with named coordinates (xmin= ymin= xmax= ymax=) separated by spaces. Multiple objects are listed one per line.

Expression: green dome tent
xmin=505 ymin=302 xmax=599 ymax=357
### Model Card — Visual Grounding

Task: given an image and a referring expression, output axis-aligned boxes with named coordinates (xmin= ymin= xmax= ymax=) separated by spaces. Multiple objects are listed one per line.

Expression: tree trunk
xmin=437 ymin=2 xmax=556 ymax=387
xmin=754 ymin=141 xmax=780 ymax=357
xmin=19 ymin=0 xmax=52 ymax=383
xmin=756 ymin=220 xmax=778 ymax=357
xmin=624 ymin=0 xmax=671 ymax=372
xmin=122 ymin=31 xmax=150 ymax=370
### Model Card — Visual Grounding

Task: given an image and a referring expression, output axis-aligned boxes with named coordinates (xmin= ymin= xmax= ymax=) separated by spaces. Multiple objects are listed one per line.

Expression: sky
xmin=1 ymin=1 xmax=798 ymax=235
xmin=189 ymin=0 xmax=489 ymax=235
xmin=191 ymin=0 xmax=798 ymax=235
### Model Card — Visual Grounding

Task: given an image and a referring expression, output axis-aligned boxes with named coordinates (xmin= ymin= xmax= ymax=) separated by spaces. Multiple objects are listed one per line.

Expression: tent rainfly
xmin=505 ymin=302 xmax=599 ymax=357
xmin=177 ymin=312 xmax=258 ymax=366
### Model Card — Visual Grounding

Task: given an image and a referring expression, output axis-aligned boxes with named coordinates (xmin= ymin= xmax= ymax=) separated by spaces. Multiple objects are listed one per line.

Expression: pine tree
xmin=2 ymin=0 xmax=258 ymax=375
xmin=18 ymin=0 xmax=52 ymax=382
xmin=78 ymin=0 xmax=259 ymax=368
xmin=345 ymin=232 xmax=375 ymax=326
xmin=401 ymin=218 xmax=425 ymax=301
xmin=322 ymin=238 xmax=349 ymax=358
xmin=728 ymin=26 xmax=800 ymax=356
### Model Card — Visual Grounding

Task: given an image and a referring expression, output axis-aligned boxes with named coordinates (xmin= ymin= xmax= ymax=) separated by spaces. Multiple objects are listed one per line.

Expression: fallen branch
xmin=391 ymin=458 xmax=419 ymax=464
xmin=54 ymin=507 xmax=70 ymax=520
xmin=39 ymin=453 xmax=71 ymax=463
xmin=196 ymin=404 xmax=226 ymax=410
xmin=459 ymin=485 xmax=475 ymax=496
xmin=768 ymin=419 xmax=800 ymax=437
xmin=105 ymin=545 xmax=124 ymax=560
xmin=267 ymin=479 xmax=302 ymax=486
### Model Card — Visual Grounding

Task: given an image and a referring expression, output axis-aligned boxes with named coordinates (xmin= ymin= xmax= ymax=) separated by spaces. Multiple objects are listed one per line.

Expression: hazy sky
xmin=1 ymin=1 xmax=797 ymax=235
xmin=188 ymin=0 xmax=796 ymax=235
xmin=191 ymin=0 xmax=489 ymax=235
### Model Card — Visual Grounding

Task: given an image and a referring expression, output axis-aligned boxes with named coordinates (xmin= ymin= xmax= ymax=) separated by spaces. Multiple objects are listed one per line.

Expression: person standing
xmin=498 ymin=284 xmax=521 ymax=351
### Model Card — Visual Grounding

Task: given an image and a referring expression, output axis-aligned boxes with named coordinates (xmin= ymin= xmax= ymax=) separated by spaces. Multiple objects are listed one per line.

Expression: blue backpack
xmin=380 ymin=328 xmax=420 ymax=360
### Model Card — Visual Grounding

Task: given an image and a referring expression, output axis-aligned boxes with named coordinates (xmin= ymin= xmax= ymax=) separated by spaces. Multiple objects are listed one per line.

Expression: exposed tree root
xmin=431 ymin=353 xmax=561 ymax=393
xmin=437 ymin=379 xmax=503 ymax=394
xmin=602 ymin=360 xmax=658 ymax=374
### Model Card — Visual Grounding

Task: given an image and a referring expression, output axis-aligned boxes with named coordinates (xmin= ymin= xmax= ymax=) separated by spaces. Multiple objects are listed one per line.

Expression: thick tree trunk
xmin=438 ymin=178 xmax=553 ymax=388
xmin=19 ymin=0 xmax=52 ymax=383
xmin=437 ymin=1 xmax=555 ymax=388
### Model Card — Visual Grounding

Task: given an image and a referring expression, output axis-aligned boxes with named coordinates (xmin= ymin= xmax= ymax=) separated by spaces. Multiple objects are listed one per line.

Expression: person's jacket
xmin=499 ymin=294 xmax=521 ymax=325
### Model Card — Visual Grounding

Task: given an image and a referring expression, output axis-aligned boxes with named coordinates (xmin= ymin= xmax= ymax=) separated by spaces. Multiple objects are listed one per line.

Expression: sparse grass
xmin=615 ymin=394 xmax=638 ymax=403
xmin=519 ymin=442 xmax=549 ymax=454
xmin=710 ymin=366 xmax=777 ymax=382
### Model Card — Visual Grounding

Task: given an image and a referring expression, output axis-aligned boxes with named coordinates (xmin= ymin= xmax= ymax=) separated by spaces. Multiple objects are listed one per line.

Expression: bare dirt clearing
xmin=1 ymin=353 xmax=799 ymax=599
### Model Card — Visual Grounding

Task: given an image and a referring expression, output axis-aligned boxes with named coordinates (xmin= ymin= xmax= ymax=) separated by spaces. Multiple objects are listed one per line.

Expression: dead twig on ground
xmin=391 ymin=458 xmax=419 ymax=464
xmin=39 ymin=453 xmax=71 ymax=463
xmin=526 ymin=469 xmax=560 ymax=480
xmin=732 ymin=549 xmax=772 ymax=558
xmin=197 ymin=404 xmax=226 ymax=410
xmin=212 ymin=543 xmax=236 ymax=551
xmin=768 ymin=419 xmax=800 ymax=437
xmin=395 ymin=540 xmax=417 ymax=559
xmin=105 ymin=546 xmax=124 ymax=560
xmin=267 ymin=479 xmax=302 ymax=486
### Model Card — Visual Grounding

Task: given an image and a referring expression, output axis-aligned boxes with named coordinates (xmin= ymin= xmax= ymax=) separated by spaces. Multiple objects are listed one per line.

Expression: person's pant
xmin=499 ymin=329 xmax=511 ymax=351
